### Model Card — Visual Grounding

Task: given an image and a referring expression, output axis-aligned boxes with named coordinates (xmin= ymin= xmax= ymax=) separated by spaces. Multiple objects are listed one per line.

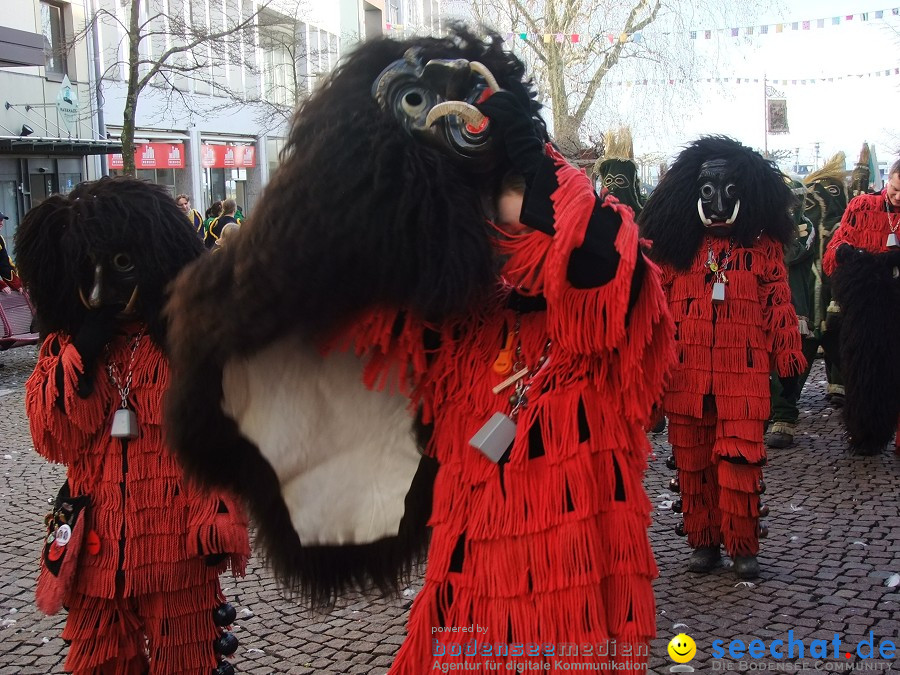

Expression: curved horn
xmin=697 ymin=198 xmax=712 ymax=226
xmin=469 ymin=61 xmax=502 ymax=92
xmin=725 ymin=199 xmax=741 ymax=225
xmin=425 ymin=101 xmax=487 ymax=129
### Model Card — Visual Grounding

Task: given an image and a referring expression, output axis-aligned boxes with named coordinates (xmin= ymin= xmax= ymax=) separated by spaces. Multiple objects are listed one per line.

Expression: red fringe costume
xmin=824 ymin=191 xmax=897 ymax=274
xmin=823 ymin=190 xmax=900 ymax=449
xmin=26 ymin=327 xmax=249 ymax=674
xmin=338 ymin=149 xmax=675 ymax=673
xmin=658 ymin=236 xmax=805 ymax=556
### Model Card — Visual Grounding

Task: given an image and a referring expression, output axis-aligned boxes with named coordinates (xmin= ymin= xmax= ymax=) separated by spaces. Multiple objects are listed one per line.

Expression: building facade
xmin=0 ymin=0 xmax=120 ymax=258
xmin=0 ymin=0 xmax=443 ymax=249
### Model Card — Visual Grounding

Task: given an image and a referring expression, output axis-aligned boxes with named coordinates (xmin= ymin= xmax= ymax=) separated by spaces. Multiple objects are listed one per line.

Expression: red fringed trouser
xmin=668 ymin=406 xmax=765 ymax=557
xmin=62 ymin=576 xmax=225 ymax=674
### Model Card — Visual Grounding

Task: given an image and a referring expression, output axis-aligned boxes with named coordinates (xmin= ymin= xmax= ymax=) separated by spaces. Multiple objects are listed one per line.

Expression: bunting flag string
xmin=599 ymin=67 xmax=900 ymax=88
xmin=383 ymin=6 xmax=900 ymax=45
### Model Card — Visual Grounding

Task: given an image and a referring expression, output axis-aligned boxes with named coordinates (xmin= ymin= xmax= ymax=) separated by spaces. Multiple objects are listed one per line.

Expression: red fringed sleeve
xmin=757 ymin=237 xmax=807 ymax=377
xmin=543 ymin=148 xmax=675 ymax=425
xmin=823 ymin=192 xmax=892 ymax=275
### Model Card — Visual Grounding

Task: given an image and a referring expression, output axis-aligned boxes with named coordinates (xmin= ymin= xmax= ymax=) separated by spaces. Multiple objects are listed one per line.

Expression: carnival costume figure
xmin=592 ymin=127 xmax=646 ymax=217
xmin=765 ymin=178 xmax=820 ymax=449
xmin=803 ymin=153 xmax=849 ymax=405
xmin=16 ymin=177 xmax=249 ymax=675
xmin=639 ymin=136 xmax=805 ymax=579
xmin=163 ymin=27 xmax=674 ymax=673
xmin=823 ymin=158 xmax=900 ymax=455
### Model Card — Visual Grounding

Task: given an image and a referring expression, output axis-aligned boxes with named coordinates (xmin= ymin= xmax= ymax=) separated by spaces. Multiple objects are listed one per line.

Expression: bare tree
xmin=472 ymin=0 xmax=775 ymax=154
xmin=239 ymin=3 xmax=337 ymax=133
xmin=82 ymin=0 xmax=272 ymax=175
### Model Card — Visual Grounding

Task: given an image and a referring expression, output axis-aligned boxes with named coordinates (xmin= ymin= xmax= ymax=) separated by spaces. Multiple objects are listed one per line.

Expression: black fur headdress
xmin=14 ymin=177 xmax=204 ymax=346
xmin=639 ymin=136 xmax=795 ymax=269
xmin=165 ymin=26 xmax=544 ymax=606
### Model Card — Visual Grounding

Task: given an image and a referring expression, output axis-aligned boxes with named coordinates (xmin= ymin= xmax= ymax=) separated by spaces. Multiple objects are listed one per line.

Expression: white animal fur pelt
xmin=221 ymin=335 xmax=422 ymax=546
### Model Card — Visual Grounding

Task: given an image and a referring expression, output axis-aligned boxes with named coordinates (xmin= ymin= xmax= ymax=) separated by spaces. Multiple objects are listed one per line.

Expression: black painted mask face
xmin=372 ymin=48 xmax=500 ymax=171
xmin=698 ymin=159 xmax=740 ymax=236
xmin=79 ymin=251 xmax=139 ymax=316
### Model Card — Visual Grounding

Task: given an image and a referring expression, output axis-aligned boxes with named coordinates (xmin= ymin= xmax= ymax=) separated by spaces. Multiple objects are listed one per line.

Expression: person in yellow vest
xmin=206 ymin=199 xmax=239 ymax=249
xmin=176 ymin=194 xmax=204 ymax=238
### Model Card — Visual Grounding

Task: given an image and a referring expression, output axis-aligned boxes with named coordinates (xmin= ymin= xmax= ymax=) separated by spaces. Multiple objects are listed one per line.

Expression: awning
xmin=0 ymin=26 xmax=45 ymax=69
xmin=0 ymin=136 xmax=123 ymax=156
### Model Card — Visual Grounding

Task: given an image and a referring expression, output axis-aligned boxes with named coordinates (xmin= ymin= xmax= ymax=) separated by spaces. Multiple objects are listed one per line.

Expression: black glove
xmin=835 ymin=243 xmax=863 ymax=265
xmin=477 ymin=89 xmax=545 ymax=182
xmin=71 ymin=305 xmax=119 ymax=375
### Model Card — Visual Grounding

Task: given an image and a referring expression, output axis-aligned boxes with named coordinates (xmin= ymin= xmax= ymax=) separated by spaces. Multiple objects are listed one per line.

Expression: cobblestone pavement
xmin=1 ymin=345 xmax=898 ymax=674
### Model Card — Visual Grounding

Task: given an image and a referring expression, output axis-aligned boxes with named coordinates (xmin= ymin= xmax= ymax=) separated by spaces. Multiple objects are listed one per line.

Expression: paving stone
xmin=2 ymin=353 xmax=899 ymax=673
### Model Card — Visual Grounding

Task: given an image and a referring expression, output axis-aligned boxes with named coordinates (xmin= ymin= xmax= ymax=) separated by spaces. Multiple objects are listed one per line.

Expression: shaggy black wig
xmin=830 ymin=246 xmax=900 ymax=453
xmin=165 ymin=25 xmax=544 ymax=606
xmin=639 ymin=135 xmax=796 ymax=270
xmin=169 ymin=24 xmax=544 ymax=357
xmin=14 ymin=176 xmax=204 ymax=347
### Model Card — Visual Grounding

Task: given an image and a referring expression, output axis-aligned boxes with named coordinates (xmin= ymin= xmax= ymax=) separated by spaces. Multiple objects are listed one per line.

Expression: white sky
xmin=662 ymin=0 xmax=900 ymax=168
xmin=445 ymin=1 xmax=900 ymax=169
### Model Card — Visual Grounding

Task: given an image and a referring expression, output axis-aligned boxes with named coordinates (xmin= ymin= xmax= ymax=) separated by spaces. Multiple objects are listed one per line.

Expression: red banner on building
xmin=200 ymin=144 xmax=256 ymax=169
xmin=108 ymin=142 xmax=186 ymax=170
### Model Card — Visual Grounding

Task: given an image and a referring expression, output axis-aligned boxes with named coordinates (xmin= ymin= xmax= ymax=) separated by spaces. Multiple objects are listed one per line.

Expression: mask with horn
xmin=697 ymin=159 xmax=741 ymax=236
xmin=372 ymin=47 xmax=502 ymax=171
xmin=78 ymin=252 xmax=140 ymax=317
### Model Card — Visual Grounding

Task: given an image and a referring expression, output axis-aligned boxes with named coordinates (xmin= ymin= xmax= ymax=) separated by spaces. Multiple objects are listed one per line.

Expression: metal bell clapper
xmin=111 ymin=407 xmax=139 ymax=439
xmin=887 ymin=232 xmax=900 ymax=249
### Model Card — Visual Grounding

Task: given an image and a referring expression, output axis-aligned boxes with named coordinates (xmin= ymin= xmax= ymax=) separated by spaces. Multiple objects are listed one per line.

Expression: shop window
xmin=41 ymin=1 xmax=68 ymax=79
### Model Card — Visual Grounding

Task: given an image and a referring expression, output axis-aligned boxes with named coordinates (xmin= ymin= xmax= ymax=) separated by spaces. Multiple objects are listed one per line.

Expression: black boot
xmin=733 ymin=555 xmax=760 ymax=579
xmin=686 ymin=547 xmax=721 ymax=572
xmin=764 ymin=422 xmax=794 ymax=449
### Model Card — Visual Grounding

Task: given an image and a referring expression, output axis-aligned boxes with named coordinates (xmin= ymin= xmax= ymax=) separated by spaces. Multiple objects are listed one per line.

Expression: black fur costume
xmin=15 ymin=178 xmax=203 ymax=345
xmin=830 ymin=246 xmax=900 ymax=452
xmin=639 ymin=135 xmax=796 ymax=270
xmin=165 ymin=27 xmax=549 ymax=606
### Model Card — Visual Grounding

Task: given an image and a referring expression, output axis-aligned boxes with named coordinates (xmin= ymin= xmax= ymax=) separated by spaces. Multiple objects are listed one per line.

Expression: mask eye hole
xmin=401 ymin=89 xmax=428 ymax=116
xmin=725 ymin=183 xmax=737 ymax=198
xmin=112 ymin=253 xmax=134 ymax=273
xmin=700 ymin=183 xmax=715 ymax=199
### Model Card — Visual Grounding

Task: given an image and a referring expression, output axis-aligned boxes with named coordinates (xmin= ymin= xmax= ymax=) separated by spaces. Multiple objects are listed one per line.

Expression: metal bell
xmin=671 ymin=499 xmax=683 ymax=514
xmin=758 ymin=523 xmax=769 ymax=539
xmin=214 ymin=631 xmax=239 ymax=656
xmin=674 ymin=521 xmax=686 ymax=537
xmin=666 ymin=455 xmax=677 ymax=470
xmin=758 ymin=479 xmax=766 ymax=495
xmin=213 ymin=603 xmax=237 ymax=627
xmin=110 ymin=408 xmax=139 ymax=439
xmin=758 ymin=503 xmax=769 ymax=518
xmin=668 ymin=477 xmax=680 ymax=494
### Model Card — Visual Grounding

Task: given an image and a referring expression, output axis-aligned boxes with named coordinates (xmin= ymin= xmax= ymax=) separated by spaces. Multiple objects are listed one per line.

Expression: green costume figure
xmin=592 ymin=127 xmax=646 ymax=216
xmin=766 ymin=178 xmax=821 ymax=449
xmin=804 ymin=153 xmax=849 ymax=404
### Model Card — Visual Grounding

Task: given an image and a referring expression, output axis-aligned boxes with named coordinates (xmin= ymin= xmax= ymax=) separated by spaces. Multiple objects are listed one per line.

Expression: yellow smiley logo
xmin=667 ymin=633 xmax=697 ymax=663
